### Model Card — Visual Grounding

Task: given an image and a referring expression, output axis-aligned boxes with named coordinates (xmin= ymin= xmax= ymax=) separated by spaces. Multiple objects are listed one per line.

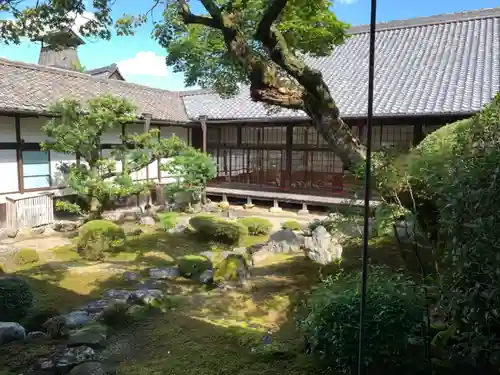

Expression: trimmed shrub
xmin=0 ymin=277 xmax=34 ymax=322
xmin=23 ymin=308 xmax=60 ymax=332
xmin=214 ymin=254 xmax=249 ymax=283
xmin=0 ymin=263 xmax=5 ymax=274
xmin=297 ymin=267 xmax=426 ymax=374
xmin=237 ymin=217 xmax=273 ymax=235
xmin=14 ymin=248 xmax=40 ymax=265
xmin=158 ymin=212 xmax=178 ymax=231
xmin=281 ymin=220 xmax=302 ymax=231
xmin=76 ymin=220 xmax=125 ymax=260
xmin=178 ymin=255 xmax=212 ymax=278
xmin=190 ymin=214 xmax=248 ymax=245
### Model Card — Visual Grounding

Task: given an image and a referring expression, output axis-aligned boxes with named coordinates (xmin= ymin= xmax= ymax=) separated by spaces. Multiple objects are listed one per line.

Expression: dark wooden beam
xmin=15 ymin=116 xmax=24 ymax=193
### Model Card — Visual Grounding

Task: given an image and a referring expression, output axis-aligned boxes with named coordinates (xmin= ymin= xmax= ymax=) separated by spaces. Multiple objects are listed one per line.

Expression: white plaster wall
xmin=0 ymin=150 xmax=19 ymax=193
xmin=20 ymin=117 xmax=54 ymax=142
xmin=50 ymin=151 xmax=77 ymax=187
xmin=101 ymin=127 xmax=123 ymax=145
xmin=0 ymin=116 xmax=16 ymax=142
xmin=158 ymin=126 xmax=188 ymax=182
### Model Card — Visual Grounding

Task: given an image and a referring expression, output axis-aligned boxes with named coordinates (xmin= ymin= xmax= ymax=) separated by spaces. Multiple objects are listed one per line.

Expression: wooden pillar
xmin=15 ymin=116 xmax=24 ymax=193
xmin=142 ymin=113 xmax=152 ymax=206
xmin=413 ymin=123 xmax=424 ymax=146
xmin=199 ymin=115 xmax=207 ymax=153
xmin=285 ymin=124 xmax=293 ymax=190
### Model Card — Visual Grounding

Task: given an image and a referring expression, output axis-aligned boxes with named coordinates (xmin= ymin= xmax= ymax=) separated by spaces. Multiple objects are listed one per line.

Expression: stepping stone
xmin=149 ymin=267 xmax=180 ymax=280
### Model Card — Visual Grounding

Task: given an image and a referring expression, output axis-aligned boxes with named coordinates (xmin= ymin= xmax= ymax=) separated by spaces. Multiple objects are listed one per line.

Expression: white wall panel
xmin=0 ymin=116 xmax=16 ymax=142
xmin=0 ymin=150 xmax=19 ymax=193
xmin=160 ymin=126 xmax=188 ymax=141
xmin=50 ymin=151 xmax=77 ymax=187
xmin=20 ymin=117 xmax=53 ymax=143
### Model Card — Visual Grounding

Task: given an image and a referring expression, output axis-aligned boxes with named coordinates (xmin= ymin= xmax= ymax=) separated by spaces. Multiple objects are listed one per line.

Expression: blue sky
xmin=1 ymin=0 xmax=498 ymax=91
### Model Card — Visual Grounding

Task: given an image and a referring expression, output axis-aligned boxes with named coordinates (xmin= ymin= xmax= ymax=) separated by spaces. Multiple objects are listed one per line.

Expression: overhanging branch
xmin=179 ymin=0 xmax=220 ymax=28
xmin=256 ymin=0 xmax=287 ymax=41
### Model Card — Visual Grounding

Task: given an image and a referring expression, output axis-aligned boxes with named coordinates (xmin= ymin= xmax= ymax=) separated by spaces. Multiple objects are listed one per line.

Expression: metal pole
xmin=357 ymin=0 xmax=377 ymax=374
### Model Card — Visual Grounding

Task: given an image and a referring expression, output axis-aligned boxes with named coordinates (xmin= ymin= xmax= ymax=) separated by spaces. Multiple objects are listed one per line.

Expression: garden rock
xmin=52 ymin=220 xmax=80 ymax=232
xmin=263 ymin=229 xmax=304 ymax=253
xmin=80 ymin=300 xmax=112 ymax=314
xmin=214 ymin=254 xmax=250 ymax=284
xmin=128 ymin=289 xmax=164 ymax=305
xmin=6 ymin=229 xmax=18 ymax=238
xmin=103 ymin=289 xmax=132 ymax=302
xmin=68 ymin=324 xmax=107 ymax=348
xmin=139 ymin=216 xmax=156 ymax=226
xmin=25 ymin=331 xmax=48 ymax=340
xmin=167 ymin=224 xmax=188 ymax=234
xmin=303 ymin=226 xmax=342 ymax=265
xmin=122 ymin=271 xmax=139 ymax=282
xmin=0 ymin=322 xmax=25 ymax=344
xmin=32 ymin=226 xmax=46 ymax=235
xmin=149 ymin=267 xmax=180 ymax=280
xmin=199 ymin=269 xmax=214 ymax=284
xmin=69 ymin=361 xmax=106 ymax=375
xmin=135 ymin=279 xmax=164 ymax=290
xmin=55 ymin=346 xmax=102 ymax=370
xmin=63 ymin=310 xmax=93 ymax=328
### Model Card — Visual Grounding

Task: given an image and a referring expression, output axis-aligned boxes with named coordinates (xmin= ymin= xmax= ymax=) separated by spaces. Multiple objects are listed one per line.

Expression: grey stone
xmin=68 ymin=324 xmax=107 ymax=348
xmin=69 ymin=361 xmax=106 ymax=375
xmin=214 ymin=254 xmax=250 ymax=284
xmin=55 ymin=346 xmax=101 ymax=369
xmin=149 ymin=267 xmax=180 ymax=280
xmin=25 ymin=331 xmax=48 ymax=340
xmin=135 ymin=279 xmax=164 ymax=290
xmin=0 ymin=322 xmax=25 ymax=344
xmin=63 ymin=310 xmax=93 ymax=328
xmin=303 ymin=226 xmax=342 ymax=265
xmin=52 ymin=220 xmax=81 ymax=232
xmin=139 ymin=216 xmax=156 ymax=226
xmin=6 ymin=229 xmax=18 ymax=238
xmin=199 ymin=269 xmax=214 ymax=284
xmin=264 ymin=229 xmax=304 ymax=253
xmin=103 ymin=289 xmax=132 ymax=302
xmin=80 ymin=300 xmax=112 ymax=314
xmin=32 ymin=226 xmax=46 ymax=235
xmin=128 ymin=289 xmax=164 ymax=305
xmin=122 ymin=271 xmax=139 ymax=281
xmin=167 ymin=224 xmax=188 ymax=234
xmin=232 ymin=247 xmax=247 ymax=255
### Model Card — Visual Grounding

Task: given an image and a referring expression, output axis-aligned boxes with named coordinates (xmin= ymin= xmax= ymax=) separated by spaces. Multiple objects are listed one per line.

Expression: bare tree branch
xmin=178 ymin=0 xmax=220 ymax=28
xmin=199 ymin=0 xmax=222 ymax=19
xmin=256 ymin=0 xmax=287 ymax=39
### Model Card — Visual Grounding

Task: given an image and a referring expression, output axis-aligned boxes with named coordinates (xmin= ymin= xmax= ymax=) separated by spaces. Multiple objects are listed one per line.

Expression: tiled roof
xmin=86 ymin=63 xmax=124 ymax=80
xmin=0 ymin=59 xmax=188 ymax=122
xmin=0 ymin=7 xmax=499 ymax=123
xmin=183 ymin=7 xmax=500 ymax=120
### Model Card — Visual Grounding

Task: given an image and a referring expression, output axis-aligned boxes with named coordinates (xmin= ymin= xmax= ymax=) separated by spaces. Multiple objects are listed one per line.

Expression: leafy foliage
xmin=297 ymin=267 xmax=427 ymax=374
xmin=0 ymin=277 xmax=34 ymax=322
xmin=178 ymin=255 xmax=212 ymax=278
xmin=42 ymin=94 xmax=198 ymax=219
xmin=214 ymin=254 xmax=249 ymax=282
xmin=237 ymin=217 xmax=273 ymax=235
xmin=23 ymin=308 xmax=61 ymax=333
xmin=433 ymin=94 xmax=500 ymax=369
xmin=281 ymin=220 xmax=302 ymax=231
xmin=190 ymin=214 xmax=248 ymax=245
xmin=373 ymin=202 xmax=410 ymax=237
xmin=13 ymin=248 xmax=40 ymax=265
xmin=76 ymin=220 xmax=125 ymax=261
xmin=162 ymin=147 xmax=217 ymax=204
xmin=99 ymin=302 xmax=135 ymax=329
xmin=157 ymin=212 xmax=179 ymax=231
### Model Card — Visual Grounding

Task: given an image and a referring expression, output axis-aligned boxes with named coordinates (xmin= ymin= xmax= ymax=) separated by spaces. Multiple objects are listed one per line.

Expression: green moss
xmin=77 ymin=220 xmax=126 ymax=260
xmin=237 ymin=217 xmax=273 ymax=235
xmin=157 ymin=212 xmax=179 ymax=230
xmin=214 ymin=255 xmax=248 ymax=282
xmin=190 ymin=215 xmax=248 ymax=245
xmin=0 ymin=277 xmax=34 ymax=322
xmin=14 ymin=248 xmax=40 ymax=265
xmin=178 ymin=254 xmax=212 ymax=278
xmin=281 ymin=220 xmax=302 ymax=231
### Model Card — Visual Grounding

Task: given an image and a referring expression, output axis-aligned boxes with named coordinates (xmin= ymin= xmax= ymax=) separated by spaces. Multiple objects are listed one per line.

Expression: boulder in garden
xmin=303 ymin=226 xmax=342 ymax=265
xmin=263 ymin=229 xmax=304 ymax=253
xmin=0 ymin=322 xmax=25 ymax=344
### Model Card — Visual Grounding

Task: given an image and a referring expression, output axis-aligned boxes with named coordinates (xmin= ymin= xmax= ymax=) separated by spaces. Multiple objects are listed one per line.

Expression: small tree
xmin=42 ymin=94 xmax=192 ymax=219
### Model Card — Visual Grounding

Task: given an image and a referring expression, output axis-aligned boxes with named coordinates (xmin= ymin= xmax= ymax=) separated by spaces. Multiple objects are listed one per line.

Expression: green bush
xmin=0 ymin=277 xmax=34 ymax=322
xmin=76 ymin=220 xmax=125 ymax=260
xmin=157 ymin=212 xmax=178 ymax=231
xmin=237 ymin=217 xmax=272 ymax=235
xmin=297 ymin=267 xmax=426 ymax=374
xmin=14 ymin=248 xmax=40 ymax=265
xmin=178 ymin=255 xmax=212 ymax=278
xmin=281 ymin=220 xmax=302 ymax=231
xmin=190 ymin=214 xmax=248 ymax=245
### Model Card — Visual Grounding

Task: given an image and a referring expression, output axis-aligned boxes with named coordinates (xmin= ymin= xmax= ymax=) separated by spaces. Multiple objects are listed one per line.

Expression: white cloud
xmin=117 ymin=51 xmax=169 ymax=77
xmin=68 ymin=11 xmax=96 ymax=36
xmin=337 ymin=0 xmax=358 ymax=4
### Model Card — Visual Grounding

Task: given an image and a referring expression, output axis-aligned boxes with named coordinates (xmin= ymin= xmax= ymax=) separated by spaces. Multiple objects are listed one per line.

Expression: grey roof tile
xmin=183 ymin=8 xmax=500 ymax=120
xmin=0 ymin=59 xmax=188 ymax=122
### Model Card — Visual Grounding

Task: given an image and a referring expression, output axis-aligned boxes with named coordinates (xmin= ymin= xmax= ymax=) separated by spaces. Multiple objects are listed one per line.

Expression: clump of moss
xmin=281 ymin=220 xmax=302 ymax=231
xmin=238 ymin=217 xmax=273 ymax=235
xmin=214 ymin=254 xmax=249 ymax=283
xmin=14 ymin=248 xmax=39 ymax=265
xmin=77 ymin=220 xmax=125 ymax=260
xmin=99 ymin=302 xmax=134 ymax=329
xmin=0 ymin=277 xmax=34 ymax=322
xmin=23 ymin=308 xmax=60 ymax=333
xmin=43 ymin=315 xmax=69 ymax=338
xmin=178 ymin=255 xmax=212 ymax=278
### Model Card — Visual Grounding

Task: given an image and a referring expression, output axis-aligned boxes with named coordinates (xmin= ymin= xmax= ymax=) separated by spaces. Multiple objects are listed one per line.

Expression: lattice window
xmin=261 ymin=127 xmax=286 ymax=144
xmin=242 ymin=127 xmax=258 ymax=144
xmin=220 ymin=127 xmax=238 ymax=145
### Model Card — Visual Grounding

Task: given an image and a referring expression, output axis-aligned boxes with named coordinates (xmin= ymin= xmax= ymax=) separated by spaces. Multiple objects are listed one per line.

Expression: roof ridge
xmin=0 ymin=57 xmax=174 ymax=94
xmin=348 ymin=7 xmax=500 ymax=34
